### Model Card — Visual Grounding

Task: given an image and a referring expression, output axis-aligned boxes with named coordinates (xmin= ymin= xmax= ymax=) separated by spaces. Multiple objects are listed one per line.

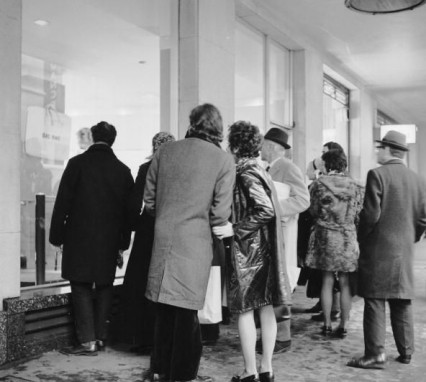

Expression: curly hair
xmin=322 ymin=149 xmax=347 ymax=173
xmin=186 ymin=103 xmax=223 ymax=145
xmin=228 ymin=121 xmax=263 ymax=159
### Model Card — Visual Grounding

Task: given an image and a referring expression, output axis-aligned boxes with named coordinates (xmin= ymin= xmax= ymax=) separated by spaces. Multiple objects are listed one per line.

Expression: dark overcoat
xmin=144 ymin=138 xmax=235 ymax=310
xmin=358 ymin=159 xmax=426 ymax=299
xmin=49 ymin=144 xmax=134 ymax=284
xmin=227 ymin=158 xmax=291 ymax=314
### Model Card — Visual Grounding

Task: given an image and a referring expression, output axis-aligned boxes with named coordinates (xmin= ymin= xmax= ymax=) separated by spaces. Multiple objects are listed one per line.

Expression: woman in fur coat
xmin=305 ymin=149 xmax=363 ymax=338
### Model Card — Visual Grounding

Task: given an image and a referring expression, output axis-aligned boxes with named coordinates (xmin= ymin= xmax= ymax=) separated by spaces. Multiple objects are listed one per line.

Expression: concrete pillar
xmin=178 ymin=0 xmax=235 ymax=138
xmin=0 ymin=0 xmax=21 ymax=307
xmin=292 ymin=49 xmax=323 ymax=175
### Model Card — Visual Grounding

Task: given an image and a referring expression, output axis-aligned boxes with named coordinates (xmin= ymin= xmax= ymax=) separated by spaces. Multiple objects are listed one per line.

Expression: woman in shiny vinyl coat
xmin=214 ymin=121 xmax=290 ymax=382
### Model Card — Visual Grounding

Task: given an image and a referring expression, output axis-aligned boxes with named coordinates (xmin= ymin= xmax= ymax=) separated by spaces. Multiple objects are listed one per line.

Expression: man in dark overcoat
xmin=143 ymin=104 xmax=235 ymax=382
xmin=50 ymin=121 xmax=134 ymax=356
xmin=348 ymin=130 xmax=426 ymax=369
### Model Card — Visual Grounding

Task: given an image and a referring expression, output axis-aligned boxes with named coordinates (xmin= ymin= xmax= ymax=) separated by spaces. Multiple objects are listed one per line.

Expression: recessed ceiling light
xmin=34 ymin=19 xmax=49 ymax=27
xmin=138 ymin=60 xmax=146 ymax=64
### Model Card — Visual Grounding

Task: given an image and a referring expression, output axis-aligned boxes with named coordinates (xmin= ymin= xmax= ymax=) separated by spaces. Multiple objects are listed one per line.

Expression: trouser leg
xmin=389 ymin=299 xmax=414 ymax=357
xmin=94 ymin=283 xmax=114 ymax=341
xmin=363 ymin=298 xmax=386 ymax=356
xmin=70 ymin=281 xmax=95 ymax=344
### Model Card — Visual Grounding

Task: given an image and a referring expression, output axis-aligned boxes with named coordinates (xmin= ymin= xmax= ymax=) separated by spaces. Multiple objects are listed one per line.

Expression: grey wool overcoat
xmin=144 ymin=137 xmax=235 ymax=310
xmin=357 ymin=159 xmax=426 ymax=299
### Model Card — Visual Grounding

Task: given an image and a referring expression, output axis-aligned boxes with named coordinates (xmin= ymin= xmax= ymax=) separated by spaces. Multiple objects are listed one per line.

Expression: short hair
xmin=187 ymin=103 xmax=223 ymax=145
xmin=91 ymin=121 xmax=117 ymax=146
xmin=152 ymin=132 xmax=175 ymax=154
xmin=322 ymin=149 xmax=347 ymax=173
xmin=388 ymin=146 xmax=406 ymax=159
xmin=323 ymin=141 xmax=344 ymax=153
xmin=228 ymin=121 xmax=263 ymax=159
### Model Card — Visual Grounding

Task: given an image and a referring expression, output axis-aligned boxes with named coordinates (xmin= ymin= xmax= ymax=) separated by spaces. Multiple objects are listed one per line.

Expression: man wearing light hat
xmin=260 ymin=127 xmax=310 ymax=354
xmin=348 ymin=130 xmax=426 ymax=369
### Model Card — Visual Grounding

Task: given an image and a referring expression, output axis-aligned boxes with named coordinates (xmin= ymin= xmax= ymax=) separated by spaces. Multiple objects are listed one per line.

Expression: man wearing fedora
xmin=348 ymin=130 xmax=426 ymax=369
xmin=259 ymin=127 xmax=310 ymax=354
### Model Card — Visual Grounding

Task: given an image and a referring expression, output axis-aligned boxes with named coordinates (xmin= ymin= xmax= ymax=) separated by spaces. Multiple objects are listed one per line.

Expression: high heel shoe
xmin=321 ymin=325 xmax=332 ymax=336
xmin=259 ymin=371 xmax=274 ymax=382
xmin=334 ymin=327 xmax=347 ymax=339
xmin=230 ymin=374 xmax=259 ymax=382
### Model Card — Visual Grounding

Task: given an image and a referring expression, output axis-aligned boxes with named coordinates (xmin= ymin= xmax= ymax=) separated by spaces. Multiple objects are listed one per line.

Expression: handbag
xmin=198 ymin=266 xmax=222 ymax=324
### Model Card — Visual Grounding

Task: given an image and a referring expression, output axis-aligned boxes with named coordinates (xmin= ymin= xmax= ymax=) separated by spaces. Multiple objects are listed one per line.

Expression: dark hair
xmin=187 ymin=103 xmax=223 ymax=145
xmin=91 ymin=121 xmax=117 ymax=146
xmin=323 ymin=141 xmax=344 ymax=153
xmin=322 ymin=149 xmax=347 ymax=173
xmin=228 ymin=121 xmax=263 ymax=159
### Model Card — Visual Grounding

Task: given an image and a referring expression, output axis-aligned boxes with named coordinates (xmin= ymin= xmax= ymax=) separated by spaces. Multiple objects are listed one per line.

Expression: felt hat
xmin=264 ymin=128 xmax=291 ymax=149
xmin=376 ymin=130 xmax=409 ymax=151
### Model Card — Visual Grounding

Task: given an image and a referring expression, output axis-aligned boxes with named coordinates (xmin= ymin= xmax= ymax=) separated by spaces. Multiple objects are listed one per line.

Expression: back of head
xmin=91 ymin=121 xmax=117 ymax=146
xmin=322 ymin=149 xmax=347 ymax=173
xmin=323 ymin=141 xmax=344 ymax=153
xmin=152 ymin=131 xmax=176 ymax=154
xmin=228 ymin=121 xmax=262 ymax=159
xmin=187 ymin=103 xmax=223 ymax=145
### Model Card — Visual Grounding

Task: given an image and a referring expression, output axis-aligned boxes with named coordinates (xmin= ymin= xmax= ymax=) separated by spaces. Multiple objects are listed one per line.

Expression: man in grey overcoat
xmin=143 ymin=104 xmax=235 ymax=382
xmin=348 ymin=130 xmax=426 ymax=369
xmin=50 ymin=121 xmax=134 ymax=355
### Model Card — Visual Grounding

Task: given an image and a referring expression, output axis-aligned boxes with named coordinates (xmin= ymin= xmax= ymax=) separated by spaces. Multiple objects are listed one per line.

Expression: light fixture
xmin=34 ymin=19 xmax=49 ymax=27
xmin=345 ymin=0 xmax=426 ymax=14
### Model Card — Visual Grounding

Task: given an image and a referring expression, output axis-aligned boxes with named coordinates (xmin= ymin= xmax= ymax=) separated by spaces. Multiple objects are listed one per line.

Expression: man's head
xmin=91 ymin=121 xmax=117 ymax=146
xmin=261 ymin=128 xmax=290 ymax=163
xmin=322 ymin=149 xmax=347 ymax=174
xmin=375 ymin=130 xmax=408 ymax=164
xmin=187 ymin=103 xmax=223 ymax=145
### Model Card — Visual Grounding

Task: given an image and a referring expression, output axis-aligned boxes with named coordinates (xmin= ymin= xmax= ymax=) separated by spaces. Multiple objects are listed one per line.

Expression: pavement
xmin=1 ymin=239 xmax=426 ymax=382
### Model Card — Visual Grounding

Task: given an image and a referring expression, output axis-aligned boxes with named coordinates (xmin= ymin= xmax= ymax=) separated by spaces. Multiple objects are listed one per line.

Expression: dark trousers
xmin=151 ymin=303 xmax=202 ymax=381
xmin=363 ymin=298 xmax=414 ymax=357
xmin=70 ymin=281 xmax=114 ymax=344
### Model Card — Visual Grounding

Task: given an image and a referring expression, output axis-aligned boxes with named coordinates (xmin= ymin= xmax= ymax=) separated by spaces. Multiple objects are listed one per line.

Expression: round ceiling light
xmin=345 ymin=0 xmax=426 ymax=14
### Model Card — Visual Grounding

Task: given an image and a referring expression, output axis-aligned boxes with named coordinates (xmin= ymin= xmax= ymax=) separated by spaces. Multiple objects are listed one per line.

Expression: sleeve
xmin=126 ymin=163 xmax=149 ymax=230
xmin=279 ymin=162 xmax=310 ymax=217
xmin=143 ymin=152 xmax=159 ymax=217
xmin=308 ymin=181 xmax=321 ymax=219
xmin=415 ymin=177 xmax=426 ymax=242
xmin=233 ymin=170 xmax=275 ymax=241
xmin=49 ymin=159 xmax=80 ymax=246
xmin=120 ymin=170 xmax=135 ymax=250
xmin=358 ymin=170 xmax=382 ymax=241
xmin=210 ymin=154 xmax=236 ymax=227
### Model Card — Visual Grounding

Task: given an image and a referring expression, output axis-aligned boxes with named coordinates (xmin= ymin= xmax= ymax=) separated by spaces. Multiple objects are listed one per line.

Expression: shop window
xmin=20 ymin=0 xmax=177 ymax=289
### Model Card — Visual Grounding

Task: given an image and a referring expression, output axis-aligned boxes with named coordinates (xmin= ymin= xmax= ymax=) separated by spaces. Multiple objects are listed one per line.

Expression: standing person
xmin=143 ymin=104 xmax=235 ymax=382
xmin=304 ymin=149 xmax=364 ymax=338
xmin=259 ymin=127 xmax=310 ymax=354
xmin=50 ymin=121 xmax=134 ymax=356
xmin=119 ymin=132 xmax=175 ymax=353
xmin=347 ymin=130 xmax=426 ymax=369
xmin=214 ymin=121 xmax=291 ymax=382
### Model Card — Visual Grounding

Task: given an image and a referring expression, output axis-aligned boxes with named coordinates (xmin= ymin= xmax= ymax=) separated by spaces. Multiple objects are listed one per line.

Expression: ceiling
xmin=258 ymin=0 xmax=426 ymax=129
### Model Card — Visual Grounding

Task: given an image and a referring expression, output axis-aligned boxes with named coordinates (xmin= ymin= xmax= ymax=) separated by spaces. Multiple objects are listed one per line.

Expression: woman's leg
xmin=338 ymin=272 xmax=352 ymax=329
xmin=237 ymin=310 xmax=257 ymax=377
xmin=321 ymin=271 xmax=334 ymax=328
xmin=259 ymin=305 xmax=277 ymax=374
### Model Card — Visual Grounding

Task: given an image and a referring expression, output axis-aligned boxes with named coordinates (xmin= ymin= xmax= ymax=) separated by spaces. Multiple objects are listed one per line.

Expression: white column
xmin=0 ymin=0 xmax=22 ymax=307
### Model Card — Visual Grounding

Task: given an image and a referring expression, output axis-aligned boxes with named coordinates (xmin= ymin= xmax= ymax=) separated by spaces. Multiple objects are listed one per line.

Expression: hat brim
xmin=266 ymin=137 xmax=291 ymax=150
xmin=375 ymin=139 xmax=409 ymax=151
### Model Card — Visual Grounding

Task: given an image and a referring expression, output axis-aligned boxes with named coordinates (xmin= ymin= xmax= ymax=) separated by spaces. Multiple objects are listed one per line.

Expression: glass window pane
xmin=269 ymin=41 xmax=291 ymax=127
xmin=235 ymin=22 xmax=265 ymax=130
xmin=21 ymin=0 xmax=177 ymax=288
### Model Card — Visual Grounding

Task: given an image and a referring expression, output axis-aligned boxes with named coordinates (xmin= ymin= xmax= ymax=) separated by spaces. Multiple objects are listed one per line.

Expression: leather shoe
xmin=259 ymin=371 xmax=274 ymax=382
xmin=60 ymin=342 xmax=98 ymax=356
xmin=256 ymin=340 xmax=291 ymax=354
xmin=396 ymin=354 xmax=411 ymax=364
xmin=347 ymin=354 xmax=387 ymax=369
xmin=230 ymin=374 xmax=259 ymax=382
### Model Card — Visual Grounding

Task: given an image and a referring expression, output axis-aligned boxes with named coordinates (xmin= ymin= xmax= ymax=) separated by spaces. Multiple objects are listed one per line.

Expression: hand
xmin=212 ymin=222 xmax=234 ymax=240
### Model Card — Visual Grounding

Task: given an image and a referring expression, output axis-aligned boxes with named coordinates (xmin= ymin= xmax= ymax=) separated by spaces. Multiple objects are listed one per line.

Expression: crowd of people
xmin=49 ymin=104 xmax=426 ymax=382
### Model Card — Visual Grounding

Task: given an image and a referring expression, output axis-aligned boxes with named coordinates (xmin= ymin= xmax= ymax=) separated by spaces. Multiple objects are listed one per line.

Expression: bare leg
xmin=338 ymin=272 xmax=352 ymax=329
xmin=237 ymin=310 xmax=257 ymax=378
xmin=259 ymin=305 xmax=277 ymax=374
xmin=321 ymin=271 xmax=334 ymax=327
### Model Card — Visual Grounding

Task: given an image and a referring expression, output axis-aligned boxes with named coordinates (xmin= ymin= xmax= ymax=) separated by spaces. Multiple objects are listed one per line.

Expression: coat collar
xmin=87 ymin=143 xmax=114 ymax=154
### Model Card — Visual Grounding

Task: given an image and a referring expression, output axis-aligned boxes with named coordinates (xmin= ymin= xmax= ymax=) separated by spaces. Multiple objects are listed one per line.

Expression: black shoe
xmin=130 ymin=344 xmax=153 ymax=355
xmin=321 ymin=326 xmax=332 ymax=336
xmin=231 ymin=375 xmax=259 ymax=382
xmin=396 ymin=354 xmax=411 ymax=364
xmin=259 ymin=371 xmax=274 ymax=382
xmin=60 ymin=342 xmax=98 ymax=356
xmin=333 ymin=327 xmax=347 ymax=339
xmin=256 ymin=340 xmax=291 ymax=354
xmin=347 ymin=353 xmax=387 ymax=369
xmin=304 ymin=302 xmax=322 ymax=314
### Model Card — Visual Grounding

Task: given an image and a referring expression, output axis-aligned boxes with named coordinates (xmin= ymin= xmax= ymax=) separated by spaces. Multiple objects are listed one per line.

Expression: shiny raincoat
xmin=226 ymin=158 xmax=291 ymax=313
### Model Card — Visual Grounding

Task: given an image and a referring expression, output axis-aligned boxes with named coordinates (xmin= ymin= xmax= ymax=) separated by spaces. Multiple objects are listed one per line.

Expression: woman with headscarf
xmin=118 ymin=132 xmax=175 ymax=353
xmin=214 ymin=121 xmax=291 ymax=382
